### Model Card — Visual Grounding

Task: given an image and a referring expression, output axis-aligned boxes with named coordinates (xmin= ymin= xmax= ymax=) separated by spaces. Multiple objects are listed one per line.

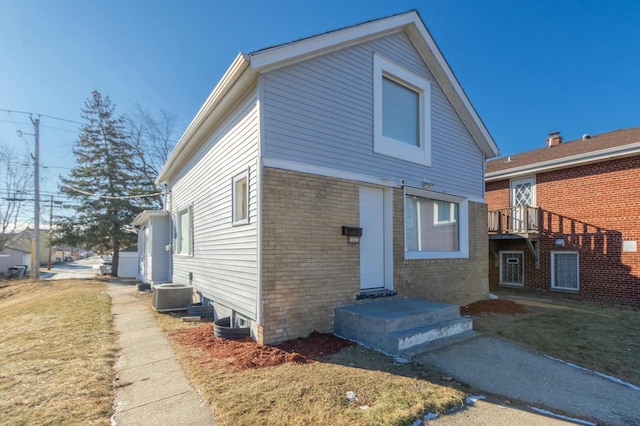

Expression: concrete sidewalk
xmin=109 ymin=282 xmax=216 ymax=426
xmin=416 ymin=336 xmax=640 ymax=425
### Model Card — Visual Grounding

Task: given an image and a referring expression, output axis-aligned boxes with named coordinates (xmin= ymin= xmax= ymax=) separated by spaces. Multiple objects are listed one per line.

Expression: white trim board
xmin=486 ymin=142 xmax=640 ymax=182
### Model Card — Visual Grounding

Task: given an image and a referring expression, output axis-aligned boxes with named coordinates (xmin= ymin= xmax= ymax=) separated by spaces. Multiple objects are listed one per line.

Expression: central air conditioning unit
xmin=152 ymin=283 xmax=193 ymax=312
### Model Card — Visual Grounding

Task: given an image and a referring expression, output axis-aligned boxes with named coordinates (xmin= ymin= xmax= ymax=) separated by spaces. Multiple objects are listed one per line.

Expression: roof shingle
xmin=486 ymin=127 xmax=640 ymax=174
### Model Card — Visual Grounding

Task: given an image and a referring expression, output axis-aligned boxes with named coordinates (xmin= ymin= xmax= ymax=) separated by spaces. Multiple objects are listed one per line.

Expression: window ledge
xmin=405 ymin=251 xmax=468 ymax=260
xmin=550 ymin=287 xmax=580 ymax=294
xmin=499 ymin=283 xmax=524 ymax=289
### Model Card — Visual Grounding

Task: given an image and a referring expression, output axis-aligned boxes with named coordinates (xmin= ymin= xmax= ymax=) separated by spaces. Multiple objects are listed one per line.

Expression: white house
xmin=155 ymin=11 xmax=500 ymax=344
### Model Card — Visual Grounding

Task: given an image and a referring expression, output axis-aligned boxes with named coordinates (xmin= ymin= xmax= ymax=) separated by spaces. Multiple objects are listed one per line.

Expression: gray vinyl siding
xmin=149 ymin=216 xmax=171 ymax=283
xmin=170 ymin=95 xmax=259 ymax=319
xmin=261 ymin=31 xmax=484 ymax=199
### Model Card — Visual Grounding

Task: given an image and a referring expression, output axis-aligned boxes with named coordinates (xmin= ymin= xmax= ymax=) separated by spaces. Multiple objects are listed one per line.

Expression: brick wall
xmin=260 ymin=168 xmax=360 ymax=344
xmin=486 ymin=156 xmax=640 ymax=306
xmin=394 ymin=192 xmax=490 ymax=305
xmin=261 ymin=168 xmax=493 ymax=344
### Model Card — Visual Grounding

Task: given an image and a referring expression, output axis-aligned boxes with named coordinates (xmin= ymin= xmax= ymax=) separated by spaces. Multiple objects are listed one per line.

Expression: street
xmin=40 ymin=256 xmax=102 ymax=280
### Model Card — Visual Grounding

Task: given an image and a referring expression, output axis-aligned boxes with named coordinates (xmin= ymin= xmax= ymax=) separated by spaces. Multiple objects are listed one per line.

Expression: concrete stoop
xmin=334 ymin=297 xmax=473 ymax=356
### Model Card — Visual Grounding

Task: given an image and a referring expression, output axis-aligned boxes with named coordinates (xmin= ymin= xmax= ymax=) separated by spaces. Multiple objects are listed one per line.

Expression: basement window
xmin=551 ymin=252 xmax=579 ymax=291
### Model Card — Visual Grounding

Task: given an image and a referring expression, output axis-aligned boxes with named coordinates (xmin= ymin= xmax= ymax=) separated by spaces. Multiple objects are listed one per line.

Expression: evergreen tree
xmin=58 ymin=91 xmax=157 ymax=276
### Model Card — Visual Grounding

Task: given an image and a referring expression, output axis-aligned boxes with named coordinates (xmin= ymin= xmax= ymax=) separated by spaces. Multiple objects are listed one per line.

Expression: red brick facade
xmin=486 ymin=156 xmax=640 ymax=306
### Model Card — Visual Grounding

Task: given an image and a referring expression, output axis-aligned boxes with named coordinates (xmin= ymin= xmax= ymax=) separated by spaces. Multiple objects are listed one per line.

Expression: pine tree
xmin=59 ymin=91 xmax=157 ymax=276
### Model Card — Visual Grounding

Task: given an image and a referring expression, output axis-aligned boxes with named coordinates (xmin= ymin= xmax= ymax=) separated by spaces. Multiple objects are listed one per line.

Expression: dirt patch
xmin=172 ymin=325 xmax=354 ymax=371
xmin=461 ymin=299 xmax=528 ymax=316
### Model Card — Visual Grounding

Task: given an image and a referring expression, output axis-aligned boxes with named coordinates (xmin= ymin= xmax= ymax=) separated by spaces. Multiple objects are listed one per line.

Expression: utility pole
xmin=48 ymin=195 xmax=53 ymax=270
xmin=31 ymin=115 xmax=40 ymax=280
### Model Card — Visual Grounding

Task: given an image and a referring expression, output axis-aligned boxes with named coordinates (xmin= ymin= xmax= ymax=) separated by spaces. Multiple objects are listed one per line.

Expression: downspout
xmin=164 ymin=182 xmax=174 ymax=283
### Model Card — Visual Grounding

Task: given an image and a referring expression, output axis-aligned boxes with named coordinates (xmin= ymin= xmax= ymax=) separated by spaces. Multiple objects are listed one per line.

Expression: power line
xmin=0 ymin=108 xmax=83 ymax=125
xmin=61 ymin=184 xmax=163 ymax=200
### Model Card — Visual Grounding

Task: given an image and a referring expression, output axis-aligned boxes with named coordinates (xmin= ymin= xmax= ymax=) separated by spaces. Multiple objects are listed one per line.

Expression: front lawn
xmin=469 ymin=294 xmax=640 ymax=386
xmin=0 ymin=279 xmax=117 ymax=425
xmin=151 ymin=298 xmax=466 ymax=426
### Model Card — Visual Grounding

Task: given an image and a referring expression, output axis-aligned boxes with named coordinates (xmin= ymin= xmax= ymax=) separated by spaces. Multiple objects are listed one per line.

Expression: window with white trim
xmin=232 ymin=171 xmax=249 ymax=225
xmin=551 ymin=252 xmax=579 ymax=290
xmin=176 ymin=206 xmax=192 ymax=255
xmin=373 ymin=54 xmax=431 ymax=166
xmin=499 ymin=251 xmax=524 ymax=286
xmin=404 ymin=187 xmax=468 ymax=259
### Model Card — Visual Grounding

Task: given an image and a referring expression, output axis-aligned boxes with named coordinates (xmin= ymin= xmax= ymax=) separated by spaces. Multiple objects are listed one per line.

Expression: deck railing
xmin=488 ymin=206 xmax=539 ymax=234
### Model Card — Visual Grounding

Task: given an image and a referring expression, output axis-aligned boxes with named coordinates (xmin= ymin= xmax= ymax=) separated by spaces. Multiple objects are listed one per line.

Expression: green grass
xmin=474 ymin=295 xmax=640 ymax=385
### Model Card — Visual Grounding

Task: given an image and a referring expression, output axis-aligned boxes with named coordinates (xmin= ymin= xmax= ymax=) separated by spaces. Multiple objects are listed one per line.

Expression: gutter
xmin=486 ymin=142 xmax=640 ymax=182
xmin=157 ymin=54 xmax=255 ymax=185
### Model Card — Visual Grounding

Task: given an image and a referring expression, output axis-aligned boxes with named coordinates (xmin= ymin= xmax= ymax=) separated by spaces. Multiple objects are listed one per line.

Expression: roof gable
xmin=249 ymin=10 xmax=498 ymax=159
xmin=158 ymin=11 xmax=499 ymax=184
xmin=486 ymin=127 xmax=640 ymax=181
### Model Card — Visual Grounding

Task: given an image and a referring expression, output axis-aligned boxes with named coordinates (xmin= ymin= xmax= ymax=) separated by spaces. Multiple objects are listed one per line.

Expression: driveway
xmin=416 ymin=335 xmax=640 ymax=425
xmin=40 ymin=256 xmax=102 ymax=280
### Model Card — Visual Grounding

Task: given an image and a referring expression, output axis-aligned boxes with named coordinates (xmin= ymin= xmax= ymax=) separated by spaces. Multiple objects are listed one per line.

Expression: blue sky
xmin=1 ymin=0 xmax=639 ymax=214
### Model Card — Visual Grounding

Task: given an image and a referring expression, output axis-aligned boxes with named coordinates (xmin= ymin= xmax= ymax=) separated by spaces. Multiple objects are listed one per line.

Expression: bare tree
xmin=0 ymin=142 xmax=33 ymax=252
xmin=125 ymin=105 xmax=178 ymax=209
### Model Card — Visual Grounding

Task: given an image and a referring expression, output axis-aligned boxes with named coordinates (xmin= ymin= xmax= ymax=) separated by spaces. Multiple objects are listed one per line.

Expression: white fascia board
xmin=249 ymin=12 xmax=419 ymax=72
xmin=486 ymin=142 xmax=640 ymax=182
xmin=157 ymin=54 xmax=255 ymax=185
xmin=132 ymin=210 xmax=170 ymax=227
xmin=405 ymin=24 xmax=500 ymax=159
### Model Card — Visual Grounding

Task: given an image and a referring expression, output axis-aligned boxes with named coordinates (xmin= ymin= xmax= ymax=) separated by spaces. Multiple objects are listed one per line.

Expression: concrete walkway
xmin=416 ymin=336 xmax=640 ymax=425
xmin=109 ymin=282 xmax=216 ymax=426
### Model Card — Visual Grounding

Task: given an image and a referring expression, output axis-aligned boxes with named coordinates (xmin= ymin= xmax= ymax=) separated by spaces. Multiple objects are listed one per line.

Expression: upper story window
xmin=176 ymin=206 xmax=192 ymax=255
xmin=373 ymin=54 xmax=431 ymax=166
xmin=232 ymin=171 xmax=249 ymax=226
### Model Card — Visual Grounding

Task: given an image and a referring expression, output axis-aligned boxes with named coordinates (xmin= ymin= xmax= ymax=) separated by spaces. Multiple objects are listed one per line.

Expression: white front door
xmin=359 ymin=187 xmax=386 ymax=290
xmin=510 ymin=177 xmax=536 ymax=231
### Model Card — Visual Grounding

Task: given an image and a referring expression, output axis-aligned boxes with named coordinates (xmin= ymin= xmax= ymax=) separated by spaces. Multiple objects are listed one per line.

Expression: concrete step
xmin=335 ymin=298 xmax=461 ymax=335
xmin=334 ymin=297 xmax=474 ymax=355
xmin=389 ymin=317 xmax=474 ymax=356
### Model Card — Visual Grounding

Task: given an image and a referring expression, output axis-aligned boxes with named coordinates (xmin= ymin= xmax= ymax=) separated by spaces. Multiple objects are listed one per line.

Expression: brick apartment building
xmin=486 ymin=128 xmax=640 ymax=306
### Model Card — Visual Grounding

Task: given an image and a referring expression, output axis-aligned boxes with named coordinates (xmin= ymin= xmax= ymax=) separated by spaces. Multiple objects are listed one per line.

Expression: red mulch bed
xmin=461 ymin=299 xmax=528 ymax=316
xmin=172 ymin=325 xmax=354 ymax=371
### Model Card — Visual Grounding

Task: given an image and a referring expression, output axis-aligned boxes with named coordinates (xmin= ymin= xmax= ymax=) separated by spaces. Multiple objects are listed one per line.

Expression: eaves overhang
xmin=132 ymin=210 xmax=170 ymax=227
xmin=486 ymin=141 xmax=640 ymax=182
xmin=157 ymin=54 xmax=256 ymax=185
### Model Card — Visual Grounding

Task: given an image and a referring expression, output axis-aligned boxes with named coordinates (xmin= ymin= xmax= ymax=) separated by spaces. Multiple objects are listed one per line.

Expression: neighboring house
xmin=11 ymin=228 xmax=54 ymax=267
xmin=133 ymin=210 xmax=171 ymax=285
xmin=486 ymin=128 xmax=640 ymax=307
xmin=118 ymin=246 xmax=139 ymax=278
xmin=0 ymin=246 xmax=30 ymax=275
xmin=156 ymin=11 xmax=500 ymax=344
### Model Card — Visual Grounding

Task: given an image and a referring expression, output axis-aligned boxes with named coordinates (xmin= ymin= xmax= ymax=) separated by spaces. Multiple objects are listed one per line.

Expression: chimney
xmin=546 ymin=131 xmax=562 ymax=147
